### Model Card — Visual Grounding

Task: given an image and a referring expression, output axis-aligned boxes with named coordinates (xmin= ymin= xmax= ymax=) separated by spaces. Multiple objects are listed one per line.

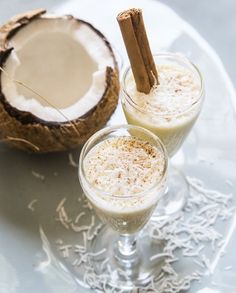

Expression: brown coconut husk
xmin=0 ymin=10 xmax=119 ymax=152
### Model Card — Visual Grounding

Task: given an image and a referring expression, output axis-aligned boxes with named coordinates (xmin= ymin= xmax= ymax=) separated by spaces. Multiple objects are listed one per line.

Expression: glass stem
xmin=114 ymin=234 xmax=139 ymax=273
xmin=117 ymin=234 xmax=137 ymax=258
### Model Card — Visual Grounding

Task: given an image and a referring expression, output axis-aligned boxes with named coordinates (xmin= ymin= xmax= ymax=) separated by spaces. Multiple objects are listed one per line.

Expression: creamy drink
xmin=79 ymin=125 xmax=168 ymax=289
xmin=121 ymin=53 xmax=204 ymax=156
xmin=81 ymin=135 xmax=166 ymax=234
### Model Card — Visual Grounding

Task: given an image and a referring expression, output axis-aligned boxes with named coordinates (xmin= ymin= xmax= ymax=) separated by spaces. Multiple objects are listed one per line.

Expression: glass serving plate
xmin=0 ymin=0 xmax=235 ymax=292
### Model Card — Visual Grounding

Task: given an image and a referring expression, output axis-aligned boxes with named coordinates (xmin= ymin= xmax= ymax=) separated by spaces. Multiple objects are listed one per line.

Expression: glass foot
xmin=152 ymin=166 xmax=188 ymax=220
xmin=89 ymin=225 xmax=165 ymax=290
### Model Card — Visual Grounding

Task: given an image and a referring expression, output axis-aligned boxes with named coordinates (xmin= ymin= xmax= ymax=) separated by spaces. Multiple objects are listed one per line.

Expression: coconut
xmin=0 ymin=9 xmax=119 ymax=152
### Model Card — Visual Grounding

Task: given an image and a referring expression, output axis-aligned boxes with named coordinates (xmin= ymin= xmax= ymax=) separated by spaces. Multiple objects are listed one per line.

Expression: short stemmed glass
xmin=121 ymin=53 xmax=205 ymax=219
xmin=79 ymin=125 xmax=168 ymax=289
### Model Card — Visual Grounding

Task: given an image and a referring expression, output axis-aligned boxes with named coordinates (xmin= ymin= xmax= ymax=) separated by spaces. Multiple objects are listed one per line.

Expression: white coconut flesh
xmin=1 ymin=16 xmax=115 ymax=122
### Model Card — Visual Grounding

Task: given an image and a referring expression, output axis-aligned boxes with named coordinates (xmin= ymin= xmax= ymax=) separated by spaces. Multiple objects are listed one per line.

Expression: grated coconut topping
xmin=84 ymin=136 xmax=165 ymax=196
xmin=126 ymin=64 xmax=201 ymax=116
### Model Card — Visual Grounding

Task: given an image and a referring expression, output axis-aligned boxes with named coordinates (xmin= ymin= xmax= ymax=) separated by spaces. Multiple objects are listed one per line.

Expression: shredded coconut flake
xmin=32 ymin=170 xmax=45 ymax=180
xmin=27 ymin=199 xmax=38 ymax=211
xmin=150 ymin=252 xmax=172 ymax=262
xmin=52 ymin=175 xmax=235 ymax=292
xmin=68 ymin=153 xmax=78 ymax=168
xmin=223 ymin=265 xmax=232 ymax=271
xmin=225 ymin=179 xmax=233 ymax=187
xmin=55 ymin=239 xmax=63 ymax=245
xmin=56 ymin=197 xmax=67 ymax=212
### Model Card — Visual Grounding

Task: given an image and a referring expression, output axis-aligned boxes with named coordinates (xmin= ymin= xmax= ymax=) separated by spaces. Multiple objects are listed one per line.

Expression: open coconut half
xmin=0 ymin=9 xmax=119 ymax=152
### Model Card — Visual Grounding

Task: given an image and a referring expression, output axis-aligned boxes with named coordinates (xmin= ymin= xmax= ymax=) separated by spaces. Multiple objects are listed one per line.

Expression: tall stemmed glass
xmin=79 ymin=125 xmax=168 ymax=289
xmin=121 ymin=53 xmax=205 ymax=218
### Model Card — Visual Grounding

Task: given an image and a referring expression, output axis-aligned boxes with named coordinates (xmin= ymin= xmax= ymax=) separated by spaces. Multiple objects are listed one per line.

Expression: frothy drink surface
xmin=123 ymin=63 xmax=202 ymax=156
xmin=83 ymin=136 xmax=166 ymax=233
xmin=84 ymin=136 xmax=165 ymax=197
xmin=126 ymin=64 xmax=200 ymax=119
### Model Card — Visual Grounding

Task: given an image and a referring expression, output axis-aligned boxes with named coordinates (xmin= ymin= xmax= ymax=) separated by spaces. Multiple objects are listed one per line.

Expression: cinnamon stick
xmin=117 ymin=8 xmax=158 ymax=94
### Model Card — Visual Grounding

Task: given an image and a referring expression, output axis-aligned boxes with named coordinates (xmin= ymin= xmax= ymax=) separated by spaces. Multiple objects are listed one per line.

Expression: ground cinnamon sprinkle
xmin=84 ymin=136 xmax=165 ymax=196
xmin=126 ymin=63 xmax=201 ymax=117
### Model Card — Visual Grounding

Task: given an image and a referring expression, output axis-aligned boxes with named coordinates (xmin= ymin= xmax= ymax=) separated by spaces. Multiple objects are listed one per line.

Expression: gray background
xmin=0 ymin=0 xmax=235 ymax=87
xmin=0 ymin=1 xmax=235 ymax=292
xmin=159 ymin=0 xmax=236 ymax=87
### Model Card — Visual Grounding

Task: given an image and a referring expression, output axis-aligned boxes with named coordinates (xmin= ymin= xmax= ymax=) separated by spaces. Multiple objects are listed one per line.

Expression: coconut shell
xmin=0 ymin=10 xmax=120 ymax=153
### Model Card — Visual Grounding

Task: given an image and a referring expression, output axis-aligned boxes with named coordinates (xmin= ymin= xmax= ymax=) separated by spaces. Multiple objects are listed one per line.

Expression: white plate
xmin=0 ymin=0 xmax=236 ymax=292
